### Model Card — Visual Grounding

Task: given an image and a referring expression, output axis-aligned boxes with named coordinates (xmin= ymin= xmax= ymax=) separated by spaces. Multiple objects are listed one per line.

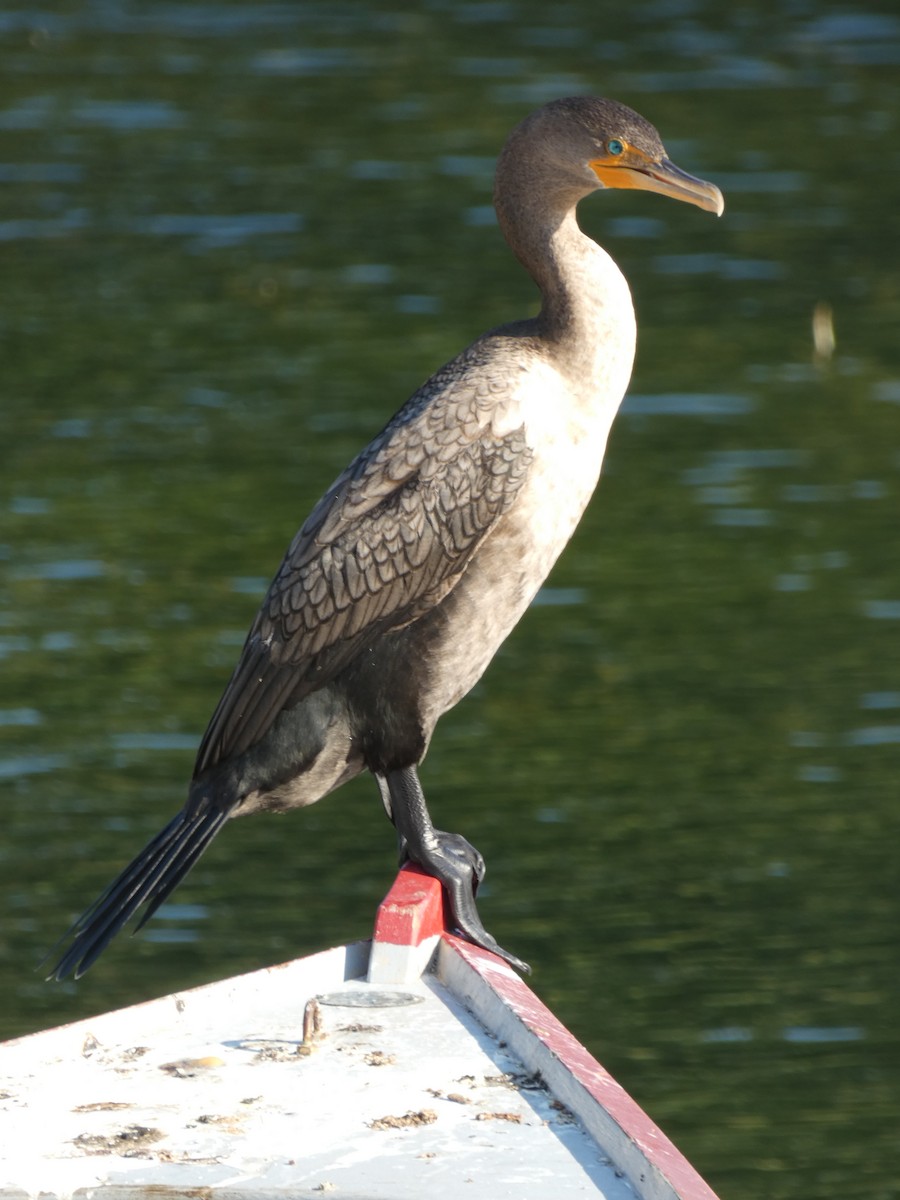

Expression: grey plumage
xmin=48 ymin=96 xmax=722 ymax=980
xmin=195 ymin=341 xmax=535 ymax=778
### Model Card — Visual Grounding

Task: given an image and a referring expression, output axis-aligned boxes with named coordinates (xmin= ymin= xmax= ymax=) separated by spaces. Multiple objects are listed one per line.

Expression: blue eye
xmin=607 ymin=139 xmax=624 ymax=156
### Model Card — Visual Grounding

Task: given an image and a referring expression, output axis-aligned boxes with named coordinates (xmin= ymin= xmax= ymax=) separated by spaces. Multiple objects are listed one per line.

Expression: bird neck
xmin=495 ymin=178 xmax=636 ymax=393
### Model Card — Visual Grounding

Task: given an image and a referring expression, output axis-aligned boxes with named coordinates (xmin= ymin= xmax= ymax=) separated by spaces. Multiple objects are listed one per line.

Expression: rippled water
xmin=2 ymin=4 xmax=899 ymax=1198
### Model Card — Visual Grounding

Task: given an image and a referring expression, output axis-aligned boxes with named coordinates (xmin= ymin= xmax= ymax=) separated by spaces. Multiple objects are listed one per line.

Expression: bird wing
xmin=193 ymin=363 xmax=533 ymax=777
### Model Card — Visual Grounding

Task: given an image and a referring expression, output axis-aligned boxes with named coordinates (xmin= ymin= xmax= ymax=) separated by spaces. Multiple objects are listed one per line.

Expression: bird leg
xmin=378 ymin=766 xmax=530 ymax=974
xmin=375 ymin=772 xmax=409 ymax=863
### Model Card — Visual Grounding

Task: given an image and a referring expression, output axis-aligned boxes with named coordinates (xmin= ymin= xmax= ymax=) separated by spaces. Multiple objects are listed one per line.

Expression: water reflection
xmin=623 ymin=393 xmax=753 ymax=416
xmin=0 ymin=163 xmax=83 ymax=183
xmin=702 ymin=1026 xmax=865 ymax=1044
xmin=142 ymin=901 xmax=209 ymax=946
xmin=12 ymin=560 xmax=106 ymax=581
xmin=110 ymin=733 xmax=199 ymax=753
xmin=860 ymin=691 xmax=900 ymax=710
xmin=863 ymin=600 xmax=900 ymax=620
xmin=532 ymin=587 xmax=588 ymax=608
xmin=844 ymin=726 xmax=900 ymax=747
xmin=0 ymin=753 xmax=70 ymax=779
xmin=128 ymin=212 xmax=304 ymax=247
xmin=0 ymin=708 xmax=42 ymax=727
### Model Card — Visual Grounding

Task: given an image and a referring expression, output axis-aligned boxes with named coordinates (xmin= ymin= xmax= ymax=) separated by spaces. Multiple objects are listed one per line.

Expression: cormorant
xmin=49 ymin=96 xmax=722 ymax=980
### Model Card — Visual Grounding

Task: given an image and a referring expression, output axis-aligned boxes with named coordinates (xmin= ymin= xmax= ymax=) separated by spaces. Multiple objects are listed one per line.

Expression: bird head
xmin=513 ymin=96 xmax=724 ymax=218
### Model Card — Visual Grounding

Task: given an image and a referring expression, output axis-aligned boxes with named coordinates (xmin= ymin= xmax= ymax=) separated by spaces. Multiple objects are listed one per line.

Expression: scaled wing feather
xmin=193 ymin=374 xmax=532 ymax=778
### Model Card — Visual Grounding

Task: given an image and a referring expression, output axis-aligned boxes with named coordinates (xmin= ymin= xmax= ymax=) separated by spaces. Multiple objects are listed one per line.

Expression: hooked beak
xmin=591 ymin=155 xmax=724 ymax=217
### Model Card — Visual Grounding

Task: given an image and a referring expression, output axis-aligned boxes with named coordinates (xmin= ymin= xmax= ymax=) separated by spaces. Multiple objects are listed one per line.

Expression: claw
xmin=411 ymin=830 xmax=530 ymax=973
xmin=447 ymin=886 xmax=532 ymax=974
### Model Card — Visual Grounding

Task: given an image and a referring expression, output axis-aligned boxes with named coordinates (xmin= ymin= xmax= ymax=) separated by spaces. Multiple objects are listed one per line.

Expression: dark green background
xmin=2 ymin=3 xmax=899 ymax=1197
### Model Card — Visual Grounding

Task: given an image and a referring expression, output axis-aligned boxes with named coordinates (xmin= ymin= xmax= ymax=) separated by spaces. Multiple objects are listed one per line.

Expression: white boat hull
xmin=0 ymin=867 xmax=720 ymax=1200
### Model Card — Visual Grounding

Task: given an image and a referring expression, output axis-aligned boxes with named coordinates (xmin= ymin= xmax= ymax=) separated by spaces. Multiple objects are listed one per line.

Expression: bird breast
xmin=420 ymin=305 xmax=636 ymax=727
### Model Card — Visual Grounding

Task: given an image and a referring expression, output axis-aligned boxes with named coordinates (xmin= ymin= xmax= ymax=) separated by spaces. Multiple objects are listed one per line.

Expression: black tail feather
xmin=46 ymin=805 xmax=231 ymax=981
xmin=134 ymin=809 xmax=230 ymax=932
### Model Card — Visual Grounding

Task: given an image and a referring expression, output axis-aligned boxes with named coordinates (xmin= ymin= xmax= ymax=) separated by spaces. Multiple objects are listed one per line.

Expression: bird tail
xmin=46 ymin=803 xmax=231 ymax=981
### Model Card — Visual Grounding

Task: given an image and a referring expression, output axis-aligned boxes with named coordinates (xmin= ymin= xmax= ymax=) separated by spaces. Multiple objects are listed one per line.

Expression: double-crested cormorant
xmin=49 ymin=96 xmax=722 ymax=980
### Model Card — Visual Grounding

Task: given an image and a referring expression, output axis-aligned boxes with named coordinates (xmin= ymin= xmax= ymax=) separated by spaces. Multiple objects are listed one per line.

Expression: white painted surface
xmin=366 ymin=930 xmax=439 ymax=985
xmin=437 ymin=941 xmax=718 ymax=1200
xmin=0 ymin=940 xmax=636 ymax=1199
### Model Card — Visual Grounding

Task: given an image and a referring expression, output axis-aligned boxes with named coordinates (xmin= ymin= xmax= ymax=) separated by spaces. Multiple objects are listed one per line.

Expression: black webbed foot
xmin=426 ymin=828 xmax=530 ymax=973
xmin=378 ymin=767 xmax=531 ymax=974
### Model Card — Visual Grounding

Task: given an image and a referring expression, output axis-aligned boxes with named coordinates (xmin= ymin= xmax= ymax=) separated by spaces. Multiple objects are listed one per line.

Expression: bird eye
xmin=607 ymin=139 xmax=624 ymax=156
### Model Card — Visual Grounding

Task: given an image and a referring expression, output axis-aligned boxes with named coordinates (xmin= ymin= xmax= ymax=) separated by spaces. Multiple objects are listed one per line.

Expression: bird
xmin=48 ymin=96 xmax=722 ymax=981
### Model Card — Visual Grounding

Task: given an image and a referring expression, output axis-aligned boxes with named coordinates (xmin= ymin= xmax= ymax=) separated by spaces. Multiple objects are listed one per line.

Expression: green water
xmin=2 ymin=3 xmax=899 ymax=1196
